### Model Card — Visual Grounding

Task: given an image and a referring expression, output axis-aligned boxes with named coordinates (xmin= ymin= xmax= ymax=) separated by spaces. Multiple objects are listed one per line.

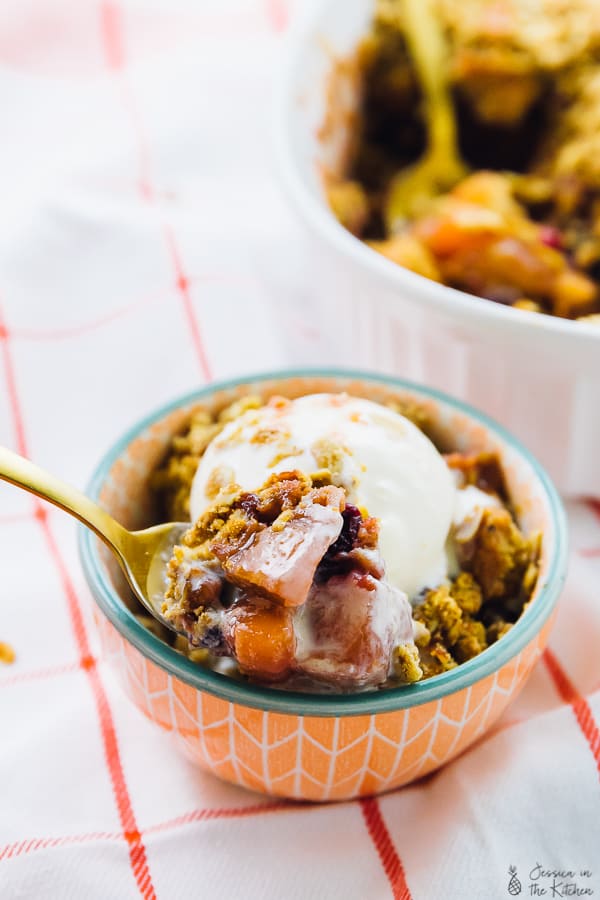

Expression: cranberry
xmin=201 ymin=625 xmax=227 ymax=652
xmin=237 ymin=493 xmax=260 ymax=516
xmin=330 ymin=504 xmax=362 ymax=555
xmin=539 ymin=225 xmax=563 ymax=250
xmin=315 ymin=504 xmax=362 ymax=582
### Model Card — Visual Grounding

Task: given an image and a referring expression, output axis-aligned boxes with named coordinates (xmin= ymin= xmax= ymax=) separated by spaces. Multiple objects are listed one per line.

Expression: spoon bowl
xmin=0 ymin=446 xmax=189 ymax=639
xmin=111 ymin=520 xmax=189 ymax=632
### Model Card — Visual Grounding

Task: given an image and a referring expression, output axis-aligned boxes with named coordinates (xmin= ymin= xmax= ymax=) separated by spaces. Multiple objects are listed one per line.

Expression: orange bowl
xmin=79 ymin=371 xmax=567 ymax=801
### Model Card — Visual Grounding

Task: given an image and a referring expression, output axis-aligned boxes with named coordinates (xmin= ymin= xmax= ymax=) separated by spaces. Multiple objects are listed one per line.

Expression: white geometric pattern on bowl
xmin=96 ymin=611 xmax=552 ymax=801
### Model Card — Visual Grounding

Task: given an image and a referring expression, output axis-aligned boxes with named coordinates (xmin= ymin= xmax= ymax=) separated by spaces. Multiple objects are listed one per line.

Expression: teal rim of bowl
xmin=79 ymin=367 xmax=568 ymax=718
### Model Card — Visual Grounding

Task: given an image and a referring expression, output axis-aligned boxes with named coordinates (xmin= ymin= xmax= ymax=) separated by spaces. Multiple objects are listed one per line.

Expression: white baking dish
xmin=275 ymin=0 xmax=600 ymax=496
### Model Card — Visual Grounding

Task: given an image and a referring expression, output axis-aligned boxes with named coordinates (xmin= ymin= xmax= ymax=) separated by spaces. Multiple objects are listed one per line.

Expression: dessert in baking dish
xmin=326 ymin=0 xmax=600 ymax=321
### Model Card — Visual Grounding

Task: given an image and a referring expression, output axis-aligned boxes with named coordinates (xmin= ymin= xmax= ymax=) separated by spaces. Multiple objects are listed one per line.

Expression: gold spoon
xmin=0 ymin=446 xmax=188 ymax=637
xmin=385 ymin=0 xmax=468 ymax=231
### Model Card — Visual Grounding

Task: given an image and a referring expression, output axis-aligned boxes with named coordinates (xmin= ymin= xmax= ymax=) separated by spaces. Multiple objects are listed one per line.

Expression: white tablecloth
xmin=1 ymin=2 xmax=599 ymax=898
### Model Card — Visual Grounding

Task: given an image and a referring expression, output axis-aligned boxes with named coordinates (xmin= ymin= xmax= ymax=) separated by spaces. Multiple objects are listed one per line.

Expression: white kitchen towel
xmin=0 ymin=2 xmax=598 ymax=899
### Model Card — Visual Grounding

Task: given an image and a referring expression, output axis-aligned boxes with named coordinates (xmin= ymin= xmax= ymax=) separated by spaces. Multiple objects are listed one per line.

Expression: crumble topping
xmin=0 ymin=641 xmax=15 ymax=665
xmin=311 ymin=437 xmax=349 ymax=481
xmin=150 ymin=395 xmax=264 ymax=520
xmin=204 ymin=466 xmax=238 ymax=501
xmin=456 ymin=506 xmax=539 ymax=601
xmin=393 ymin=643 xmax=423 ymax=683
xmin=445 ymin=450 xmax=507 ymax=497
xmin=250 ymin=426 xmax=290 ymax=445
xmin=268 ymin=446 xmax=303 ymax=468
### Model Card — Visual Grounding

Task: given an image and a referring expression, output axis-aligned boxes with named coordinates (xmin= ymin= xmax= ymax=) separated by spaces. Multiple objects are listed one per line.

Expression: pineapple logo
xmin=507 ymin=866 xmax=522 ymax=895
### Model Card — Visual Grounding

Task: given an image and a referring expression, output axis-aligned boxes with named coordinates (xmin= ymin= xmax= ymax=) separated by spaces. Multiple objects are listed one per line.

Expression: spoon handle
xmin=0 ymin=445 xmax=128 ymax=552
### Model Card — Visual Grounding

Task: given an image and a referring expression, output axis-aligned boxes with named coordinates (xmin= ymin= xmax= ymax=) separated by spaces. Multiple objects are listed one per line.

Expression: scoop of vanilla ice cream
xmin=190 ymin=393 xmax=456 ymax=597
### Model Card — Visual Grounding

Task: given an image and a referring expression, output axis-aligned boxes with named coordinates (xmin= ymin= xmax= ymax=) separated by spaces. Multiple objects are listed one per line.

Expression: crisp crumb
xmin=393 ymin=643 xmax=423 ymax=683
xmin=205 ymin=465 xmax=237 ymax=500
xmin=311 ymin=437 xmax=347 ymax=480
xmin=0 ymin=642 xmax=16 ymax=664
xmin=268 ymin=446 xmax=302 ymax=468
